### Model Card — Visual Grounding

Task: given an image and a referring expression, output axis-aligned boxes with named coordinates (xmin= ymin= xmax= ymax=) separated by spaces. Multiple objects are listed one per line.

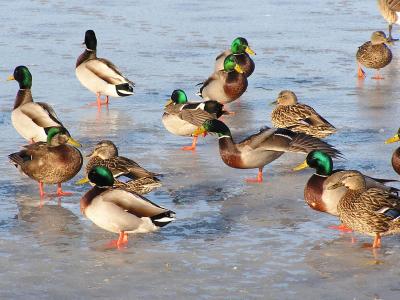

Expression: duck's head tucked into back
xmin=195 ymin=119 xmax=232 ymax=139
xmin=293 ymin=150 xmax=333 ymax=176
xmin=273 ymin=90 xmax=298 ymax=106
xmin=8 ymin=66 xmax=32 ymax=89
xmin=165 ymin=89 xmax=188 ymax=106
xmin=371 ymin=31 xmax=390 ymax=45
xmin=231 ymin=37 xmax=255 ymax=55
xmin=328 ymin=171 xmax=366 ymax=191
xmin=385 ymin=128 xmax=400 ymax=144
xmin=223 ymin=54 xmax=244 ymax=74
xmin=84 ymin=29 xmax=97 ymax=51
xmin=87 ymin=140 xmax=118 ymax=159
xmin=46 ymin=127 xmax=81 ymax=147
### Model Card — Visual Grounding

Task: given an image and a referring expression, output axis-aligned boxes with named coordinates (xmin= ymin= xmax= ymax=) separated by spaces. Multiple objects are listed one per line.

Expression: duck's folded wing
xmin=387 ymin=0 xmax=400 ymax=11
xmin=108 ymin=156 xmax=158 ymax=178
xmin=85 ymin=59 xmax=132 ymax=85
xmin=19 ymin=102 xmax=63 ymax=128
xmin=292 ymin=104 xmax=335 ymax=128
xmin=179 ymin=108 xmax=214 ymax=127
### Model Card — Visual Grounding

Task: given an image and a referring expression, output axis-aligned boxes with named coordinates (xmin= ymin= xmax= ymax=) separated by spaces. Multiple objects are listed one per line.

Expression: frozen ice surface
xmin=1 ymin=0 xmax=400 ymax=299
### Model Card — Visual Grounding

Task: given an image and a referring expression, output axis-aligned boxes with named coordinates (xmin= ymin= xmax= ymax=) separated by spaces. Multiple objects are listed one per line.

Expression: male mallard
xmin=293 ymin=151 xmax=398 ymax=217
xmin=80 ymin=166 xmax=175 ymax=248
xmin=271 ymin=90 xmax=336 ymax=138
xmin=329 ymin=171 xmax=400 ymax=248
xmin=198 ymin=54 xmax=248 ymax=104
xmin=9 ymin=127 xmax=82 ymax=197
xmin=76 ymin=140 xmax=161 ymax=194
xmin=356 ymin=31 xmax=392 ymax=80
xmin=8 ymin=66 xmax=71 ymax=143
xmin=214 ymin=37 xmax=256 ymax=77
xmin=162 ymin=89 xmax=227 ymax=150
xmin=76 ymin=30 xmax=134 ymax=107
xmin=194 ymin=119 xmax=341 ymax=183
xmin=377 ymin=0 xmax=400 ymax=41
xmin=385 ymin=128 xmax=400 ymax=175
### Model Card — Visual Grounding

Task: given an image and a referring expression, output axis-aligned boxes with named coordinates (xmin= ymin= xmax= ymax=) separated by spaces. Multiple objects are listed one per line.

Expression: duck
xmin=8 ymin=66 xmax=71 ymax=143
xmin=271 ymin=90 xmax=336 ymax=138
xmin=162 ymin=89 xmax=228 ymax=150
xmin=80 ymin=166 xmax=175 ymax=248
xmin=76 ymin=30 xmax=134 ymax=107
xmin=76 ymin=140 xmax=161 ymax=194
xmin=214 ymin=37 xmax=255 ymax=77
xmin=385 ymin=128 xmax=400 ymax=175
xmin=198 ymin=54 xmax=248 ymax=104
xmin=329 ymin=171 xmax=400 ymax=248
xmin=9 ymin=127 xmax=82 ymax=198
xmin=293 ymin=150 xmax=399 ymax=218
xmin=356 ymin=31 xmax=392 ymax=80
xmin=377 ymin=0 xmax=400 ymax=41
xmin=193 ymin=119 xmax=341 ymax=183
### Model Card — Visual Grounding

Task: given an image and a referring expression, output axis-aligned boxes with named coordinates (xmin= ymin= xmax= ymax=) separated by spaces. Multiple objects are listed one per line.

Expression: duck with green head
xmin=214 ymin=37 xmax=256 ymax=77
xmin=162 ymin=89 xmax=227 ymax=150
xmin=80 ymin=166 xmax=175 ymax=249
xmin=194 ymin=120 xmax=341 ymax=183
xmin=9 ymin=127 xmax=83 ymax=198
xmin=198 ymin=54 xmax=248 ymax=105
xmin=8 ymin=66 xmax=73 ymax=144
xmin=293 ymin=150 xmax=399 ymax=219
xmin=356 ymin=31 xmax=392 ymax=80
xmin=76 ymin=30 xmax=134 ymax=107
xmin=385 ymin=128 xmax=400 ymax=175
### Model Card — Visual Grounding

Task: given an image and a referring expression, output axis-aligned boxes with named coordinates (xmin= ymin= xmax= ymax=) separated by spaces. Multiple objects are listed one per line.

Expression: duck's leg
xmin=182 ymin=135 xmax=198 ymax=151
xmin=357 ymin=63 xmax=366 ymax=79
xmin=388 ymin=24 xmax=399 ymax=42
xmin=246 ymin=167 xmax=263 ymax=183
xmin=372 ymin=233 xmax=381 ymax=248
xmin=88 ymin=93 xmax=109 ymax=107
xmin=117 ymin=231 xmax=128 ymax=248
xmin=39 ymin=182 xmax=45 ymax=198
xmin=372 ymin=69 xmax=384 ymax=80
xmin=56 ymin=183 xmax=73 ymax=197
xmin=328 ymin=224 xmax=353 ymax=233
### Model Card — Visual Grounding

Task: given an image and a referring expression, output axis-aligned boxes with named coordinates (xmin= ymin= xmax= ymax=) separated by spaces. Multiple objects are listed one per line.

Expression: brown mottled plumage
xmin=271 ymin=90 xmax=336 ymax=138
xmin=377 ymin=0 xmax=400 ymax=40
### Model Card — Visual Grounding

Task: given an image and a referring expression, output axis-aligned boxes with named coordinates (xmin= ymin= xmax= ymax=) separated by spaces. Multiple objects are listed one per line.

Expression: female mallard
xmin=293 ymin=150 xmax=398 ymax=217
xmin=330 ymin=171 xmax=400 ymax=248
xmin=76 ymin=30 xmax=134 ymax=107
xmin=8 ymin=66 xmax=71 ymax=143
xmin=9 ymin=127 xmax=82 ymax=197
xmin=356 ymin=31 xmax=392 ymax=80
xmin=385 ymin=128 xmax=400 ymax=175
xmin=76 ymin=140 xmax=161 ymax=194
xmin=377 ymin=0 xmax=400 ymax=41
xmin=80 ymin=166 xmax=175 ymax=248
xmin=162 ymin=89 xmax=227 ymax=150
xmin=194 ymin=119 xmax=341 ymax=183
xmin=271 ymin=90 xmax=336 ymax=138
xmin=214 ymin=37 xmax=256 ymax=77
xmin=198 ymin=54 xmax=248 ymax=104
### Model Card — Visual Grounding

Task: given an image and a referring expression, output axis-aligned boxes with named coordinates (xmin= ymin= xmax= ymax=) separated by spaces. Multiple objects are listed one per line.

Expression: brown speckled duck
xmin=329 ymin=171 xmax=400 ymax=248
xmin=271 ymin=90 xmax=336 ymax=138
xmin=377 ymin=0 xmax=400 ymax=41
xmin=356 ymin=31 xmax=392 ymax=80
xmin=385 ymin=128 xmax=400 ymax=175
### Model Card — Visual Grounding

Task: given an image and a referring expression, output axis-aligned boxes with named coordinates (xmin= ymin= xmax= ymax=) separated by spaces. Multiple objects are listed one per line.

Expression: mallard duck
xmin=293 ymin=150 xmax=399 ymax=217
xmin=194 ymin=119 xmax=341 ymax=183
xmin=76 ymin=30 xmax=134 ymax=107
xmin=80 ymin=166 xmax=175 ymax=248
xmin=7 ymin=66 xmax=71 ymax=143
xmin=214 ymin=37 xmax=255 ymax=77
xmin=198 ymin=54 xmax=248 ymax=104
xmin=76 ymin=140 xmax=161 ymax=194
xmin=356 ymin=31 xmax=392 ymax=80
xmin=271 ymin=90 xmax=336 ymax=138
xmin=162 ymin=89 xmax=227 ymax=150
xmin=377 ymin=0 xmax=400 ymax=41
xmin=9 ymin=127 xmax=82 ymax=198
xmin=385 ymin=128 xmax=400 ymax=175
xmin=329 ymin=171 xmax=400 ymax=248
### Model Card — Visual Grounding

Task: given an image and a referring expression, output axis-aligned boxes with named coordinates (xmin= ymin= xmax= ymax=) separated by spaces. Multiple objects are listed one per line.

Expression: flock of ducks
xmin=6 ymin=3 xmax=400 ymax=249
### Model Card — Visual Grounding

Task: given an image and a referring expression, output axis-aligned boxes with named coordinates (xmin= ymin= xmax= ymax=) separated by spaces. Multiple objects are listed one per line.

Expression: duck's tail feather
xmin=116 ymin=83 xmax=134 ymax=97
xmin=150 ymin=210 xmax=176 ymax=227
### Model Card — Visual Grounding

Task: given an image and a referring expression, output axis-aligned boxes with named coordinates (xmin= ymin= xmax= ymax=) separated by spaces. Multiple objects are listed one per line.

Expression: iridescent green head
xmin=293 ymin=150 xmax=333 ymax=176
xmin=231 ymin=37 xmax=255 ymax=55
xmin=88 ymin=166 xmax=114 ymax=187
xmin=84 ymin=30 xmax=97 ymax=51
xmin=8 ymin=66 xmax=32 ymax=89
xmin=46 ymin=127 xmax=81 ymax=147
xmin=194 ymin=119 xmax=231 ymax=138
xmin=223 ymin=54 xmax=244 ymax=73
xmin=171 ymin=89 xmax=188 ymax=104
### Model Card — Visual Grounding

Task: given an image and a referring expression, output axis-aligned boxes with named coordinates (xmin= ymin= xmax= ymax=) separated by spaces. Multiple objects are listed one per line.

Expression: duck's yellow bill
xmin=164 ymin=99 xmax=173 ymax=107
xmin=245 ymin=46 xmax=256 ymax=55
xmin=385 ymin=134 xmax=400 ymax=144
xmin=293 ymin=160 xmax=309 ymax=171
xmin=7 ymin=75 xmax=15 ymax=81
xmin=67 ymin=137 xmax=82 ymax=147
xmin=234 ymin=64 xmax=244 ymax=74
xmin=75 ymin=177 xmax=89 ymax=185
xmin=193 ymin=126 xmax=206 ymax=136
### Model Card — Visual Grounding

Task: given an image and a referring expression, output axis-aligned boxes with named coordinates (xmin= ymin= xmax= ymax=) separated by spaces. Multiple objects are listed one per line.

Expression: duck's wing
xmin=178 ymin=104 xmax=215 ymax=127
xmin=387 ymin=0 xmax=400 ymax=11
xmin=19 ymin=102 xmax=63 ymax=128
xmin=290 ymin=104 xmax=335 ymax=128
xmin=106 ymin=156 xmax=158 ymax=179
xmin=8 ymin=142 xmax=48 ymax=169
xmin=84 ymin=58 xmax=133 ymax=85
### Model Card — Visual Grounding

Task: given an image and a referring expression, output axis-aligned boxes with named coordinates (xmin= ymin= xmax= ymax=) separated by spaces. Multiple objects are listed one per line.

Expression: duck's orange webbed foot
xmin=56 ymin=183 xmax=73 ymax=197
xmin=328 ymin=224 xmax=353 ymax=233
xmin=372 ymin=70 xmax=384 ymax=80
xmin=182 ymin=136 xmax=198 ymax=151
xmin=245 ymin=168 xmax=263 ymax=183
xmin=357 ymin=66 xmax=366 ymax=79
